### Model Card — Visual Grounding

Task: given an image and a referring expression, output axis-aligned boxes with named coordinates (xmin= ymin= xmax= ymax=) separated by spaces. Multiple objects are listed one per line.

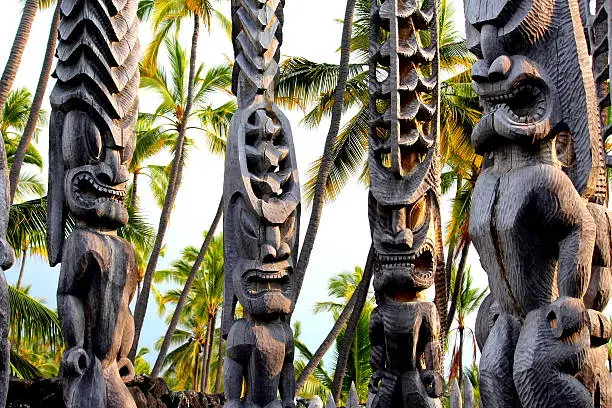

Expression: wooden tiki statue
xmin=48 ymin=0 xmax=140 ymax=406
xmin=464 ymin=0 xmax=612 ymax=404
xmin=222 ymin=1 xmax=300 ymax=407
xmin=367 ymin=0 xmax=446 ymax=407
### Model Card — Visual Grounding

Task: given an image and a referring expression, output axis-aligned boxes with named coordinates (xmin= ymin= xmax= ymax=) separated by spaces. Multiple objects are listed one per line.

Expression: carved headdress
xmin=47 ymin=0 xmax=140 ymax=265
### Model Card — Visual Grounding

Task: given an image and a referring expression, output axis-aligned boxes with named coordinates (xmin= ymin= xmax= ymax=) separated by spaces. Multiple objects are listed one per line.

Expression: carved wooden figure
xmin=464 ymin=0 xmax=612 ymax=404
xmin=47 ymin=0 xmax=140 ymax=406
xmin=367 ymin=0 xmax=445 ymax=407
xmin=222 ymin=1 xmax=300 ymax=407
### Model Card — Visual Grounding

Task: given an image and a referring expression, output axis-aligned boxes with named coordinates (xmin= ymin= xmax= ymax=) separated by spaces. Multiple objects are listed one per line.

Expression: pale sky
xmin=0 ymin=0 xmax=484 ymax=372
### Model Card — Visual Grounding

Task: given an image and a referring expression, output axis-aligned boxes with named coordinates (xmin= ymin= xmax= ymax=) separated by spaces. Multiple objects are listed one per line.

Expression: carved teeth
xmin=72 ymin=172 xmax=126 ymax=205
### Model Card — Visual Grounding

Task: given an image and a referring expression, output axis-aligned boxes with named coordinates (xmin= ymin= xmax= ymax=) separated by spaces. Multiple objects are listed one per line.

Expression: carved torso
xmin=226 ymin=318 xmax=293 ymax=408
xmin=470 ymin=144 xmax=593 ymax=317
xmin=59 ymin=227 xmax=137 ymax=366
xmin=373 ymin=302 xmax=438 ymax=372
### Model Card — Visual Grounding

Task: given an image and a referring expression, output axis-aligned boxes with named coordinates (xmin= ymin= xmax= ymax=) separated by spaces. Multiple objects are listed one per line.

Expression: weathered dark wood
xmin=223 ymin=1 xmax=300 ymax=407
xmin=464 ymin=0 xmax=612 ymax=404
xmin=47 ymin=0 xmax=140 ymax=406
xmin=367 ymin=0 xmax=445 ymax=407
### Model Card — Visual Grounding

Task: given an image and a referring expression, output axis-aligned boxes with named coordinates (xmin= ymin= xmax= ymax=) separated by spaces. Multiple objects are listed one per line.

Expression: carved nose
xmin=488 ymin=55 xmax=512 ymax=81
xmin=472 ymin=56 xmax=512 ymax=83
xmin=261 ymin=226 xmax=291 ymax=262
xmin=98 ymin=149 xmax=129 ymax=185
xmin=381 ymin=208 xmax=414 ymax=249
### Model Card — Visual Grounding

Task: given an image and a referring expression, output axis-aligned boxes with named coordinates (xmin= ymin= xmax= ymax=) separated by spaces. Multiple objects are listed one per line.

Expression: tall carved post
xmin=367 ymin=0 xmax=446 ymax=407
xmin=464 ymin=0 xmax=612 ymax=404
xmin=47 ymin=0 xmax=140 ymax=406
xmin=222 ymin=1 xmax=300 ymax=407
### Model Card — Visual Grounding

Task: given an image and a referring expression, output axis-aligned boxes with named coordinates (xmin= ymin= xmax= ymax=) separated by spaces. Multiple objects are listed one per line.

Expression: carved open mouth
xmin=376 ymin=243 xmax=435 ymax=297
xmin=244 ymin=269 xmax=291 ymax=297
xmin=482 ymin=80 xmax=548 ymax=125
xmin=72 ymin=172 xmax=126 ymax=207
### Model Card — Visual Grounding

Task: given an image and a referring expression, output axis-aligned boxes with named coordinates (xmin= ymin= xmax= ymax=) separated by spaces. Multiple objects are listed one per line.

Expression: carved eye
xmin=85 ymin=125 xmax=102 ymax=163
xmin=62 ymin=111 xmax=102 ymax=166
xmin=408 ymin=196 xmax=428 ymax=230
xmin=240 ymin=208 xmax=260 ymax=239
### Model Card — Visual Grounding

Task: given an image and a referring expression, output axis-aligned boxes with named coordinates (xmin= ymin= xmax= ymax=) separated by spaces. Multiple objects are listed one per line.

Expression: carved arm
xmin=369 ymin=307 xmax=385 ymax=393
xmin=280 ymin=327 xmax=296 ymax=408
xmin=538 ymin=181 xmax=595 ymax=300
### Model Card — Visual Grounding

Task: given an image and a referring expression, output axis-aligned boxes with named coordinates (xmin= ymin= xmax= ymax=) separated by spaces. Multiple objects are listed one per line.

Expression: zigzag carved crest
xmin=51 ymin=0 xmax=140 ymax=147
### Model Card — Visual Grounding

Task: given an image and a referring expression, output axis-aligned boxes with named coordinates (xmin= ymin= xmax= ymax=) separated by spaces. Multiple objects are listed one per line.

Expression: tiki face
xmin=62 ymin=111 xmax=133 ymax=229
xmin=464 ymin=0 xmax=581 ymax=157
xmin=369 ymin=191 xmax=437 ymax=299
xmin=368 ymin=0 xmax=441 ymax=301
xmin=226 ymin=105 xmax=299 ymax=318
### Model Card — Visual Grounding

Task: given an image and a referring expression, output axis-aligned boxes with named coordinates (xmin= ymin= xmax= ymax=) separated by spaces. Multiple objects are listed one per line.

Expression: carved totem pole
xmin=222 ymin=1 xmax=300 ymax=407
xmin=464 ymin=0 xmax=612 ymax=403
xmin=47 ymin=0 xmax=140 ymax=406
xmin=367 ymin=0 xmax=446 ymax=407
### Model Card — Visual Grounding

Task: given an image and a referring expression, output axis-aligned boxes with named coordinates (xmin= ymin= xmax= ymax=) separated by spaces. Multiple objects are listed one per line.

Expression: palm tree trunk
xmin=213 ymin=328 xmax=224 ymax=393
xmin=130 ymin=14 xmax=201 ymax=361
xmin=0 ymin=0 xmax=39 ymax=118
xmin=446 ymin=239 xmax=471 ymax=334
xmin=16 ymin=247 xmax=27 ymax=290
xmin=295 ymin=278 xmax=359 ymax=392
xmin=8 ymin=1 xmax=61 ymax=203
xmin=199 ymin=313 xmax=213 ymax=393
xmin=130 ymin=171 xmax=139 ymax=209
xmin=292 ymin=0 xmax=358 ymax=306
xmin=202 ymin=311 xmax=216 ymax=393
xmin=331 ymin=247 xmax=374 ymax=403
xmin=193 ymin=346 xmax=201 ymax=392
xmin=151 ymin=198 xmax=223 ymax=376
xmin=458 ymin=326 xmax=464 ymax=388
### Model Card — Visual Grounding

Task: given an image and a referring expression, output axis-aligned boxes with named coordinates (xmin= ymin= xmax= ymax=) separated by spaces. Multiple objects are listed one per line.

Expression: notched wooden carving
xmin=223 ymin=1 xmax=300 ymax=407
xmin=368 ymin=0 xmax=445 ymax=407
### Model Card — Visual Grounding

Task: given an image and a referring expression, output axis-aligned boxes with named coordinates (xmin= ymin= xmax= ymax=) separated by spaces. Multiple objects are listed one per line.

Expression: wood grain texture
xmin=223 ymin=1 xmax=300 ymax=407
xmin=47 ymin=0 xmax=140 ymax=406
xmin=367 ymin=0 xmax=444 ymax=407
xmin=464 ymin=0 xmax=612 ymax=404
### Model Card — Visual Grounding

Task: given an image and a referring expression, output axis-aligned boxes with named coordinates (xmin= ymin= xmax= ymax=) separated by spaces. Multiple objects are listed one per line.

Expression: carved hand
xmin=421 ymin=370 xmax=444 ymax=398
xmin=62 ymin=347 xmax=89 ymax=376
xmin=369 ymin=369 xmax=384 ymax=394
xmin=546 ymin=297 xmax=587 ymax=340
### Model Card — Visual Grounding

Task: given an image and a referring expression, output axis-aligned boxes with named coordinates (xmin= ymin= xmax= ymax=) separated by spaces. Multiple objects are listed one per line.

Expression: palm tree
xmin=295 ymin=266 xmax=374 ymax=404
xmin=0 ymin=0 xmax=56 ymax=118
xmin=443 ymin=162 xmax=481 ymax=338
xmin=130 ymin=17 xmax=234 ymax=358
xmin=8 ymin=1 xmax=61 ymax=203
xmin=291 ymin=0 xmax=360 ymax=313
xmin=277 ymin=0 xmax=475 ymax=204
xmin=8 ymin=284 xmax=63 ymax=379
xmin=153 ymin=234 xmax=224 ymax=391
xmin=448 ymin=267 xmax=487 ymax=387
